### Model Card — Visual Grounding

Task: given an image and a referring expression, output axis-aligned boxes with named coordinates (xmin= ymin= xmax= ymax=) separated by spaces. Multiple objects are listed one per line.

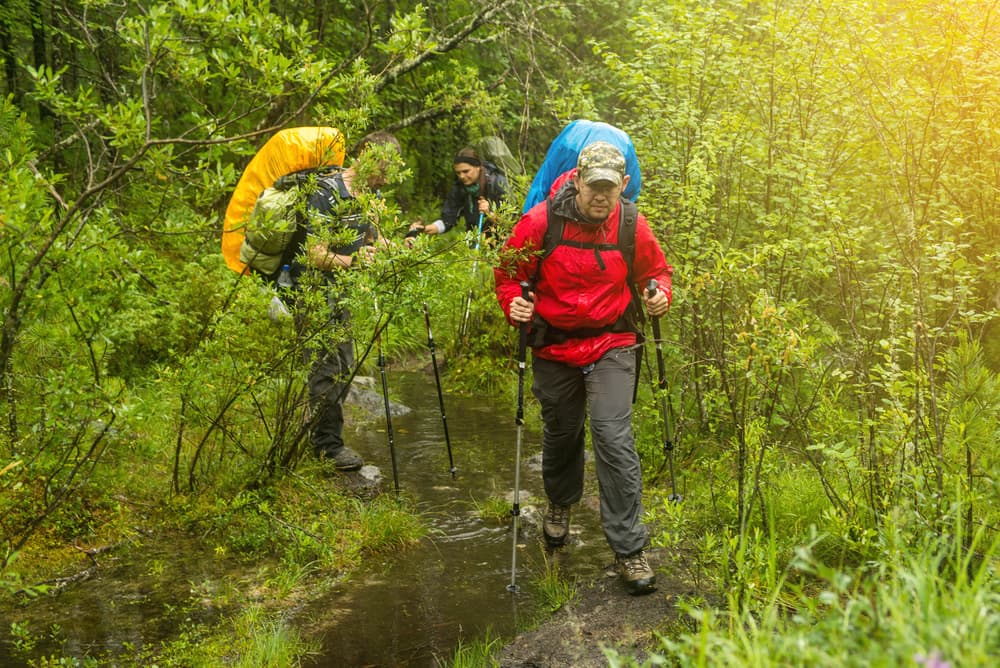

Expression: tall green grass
xmin=534 ymin=555 xmax=579 ymax=615
xmin=607 ymin=514 xmax=999 ymax=667
xmin=138 ymin=604 xmax=317 ymax=667
xmin=442 ymin=628 xmax=502 ymax=668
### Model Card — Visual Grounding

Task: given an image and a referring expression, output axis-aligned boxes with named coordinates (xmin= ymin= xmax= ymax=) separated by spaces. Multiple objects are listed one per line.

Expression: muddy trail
xmin=496 ymin=546 xmax=691 ymax=668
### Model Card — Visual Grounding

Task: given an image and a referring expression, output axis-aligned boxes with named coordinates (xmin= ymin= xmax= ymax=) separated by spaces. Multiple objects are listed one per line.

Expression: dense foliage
xmin=616 ymin=0 xmax=999 ymax=551
xmin=605 ymin=1 xmax=1000 ymax=664
xmin=1 ymin=0 xmax=997 ymax=665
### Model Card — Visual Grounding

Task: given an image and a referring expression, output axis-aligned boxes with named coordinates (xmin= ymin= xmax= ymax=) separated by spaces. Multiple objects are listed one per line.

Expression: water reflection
xmin=0 ymin=369 xmax=612 ymax=667
xmin=304 ymin=370 xmax=610 ymax=667
xmin=304 ymin=371 xmax=539 ymax=666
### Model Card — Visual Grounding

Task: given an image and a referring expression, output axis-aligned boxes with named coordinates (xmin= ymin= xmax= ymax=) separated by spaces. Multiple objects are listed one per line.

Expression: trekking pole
xmin=423 ymin=302 xmax=456 ymax=479
xmin=646 ymin=279 xmax=681 ymax=503
xmin=507 ymin=280 xmax=531 ymax=594
xmin=375 ymin=304 xmax=400 ymax=497
xmin=460 ymin=212 xmax=486 ymax=341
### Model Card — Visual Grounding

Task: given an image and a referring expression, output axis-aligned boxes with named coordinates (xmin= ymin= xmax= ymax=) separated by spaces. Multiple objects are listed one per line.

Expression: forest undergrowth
xmin=3 ymin=0 xmax=999 ymax=666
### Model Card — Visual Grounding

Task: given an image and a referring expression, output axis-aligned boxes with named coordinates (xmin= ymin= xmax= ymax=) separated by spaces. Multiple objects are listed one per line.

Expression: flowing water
xmin=0 ymin=368 xmax=614 ymax=666
xmin=301 ymin=369 xmax=612 ymax=666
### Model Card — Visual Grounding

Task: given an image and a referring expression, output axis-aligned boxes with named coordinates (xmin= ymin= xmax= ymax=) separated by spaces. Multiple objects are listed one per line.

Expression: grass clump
xmin=442 ymin=628 xmax=502 ymax=668
xmin=135 ymin=604 xmax=317 ymax=667
xmin=607 ymin=513 xmax=999 ymax=667
xmin=534 ymin=555 xmax=578 ymax=614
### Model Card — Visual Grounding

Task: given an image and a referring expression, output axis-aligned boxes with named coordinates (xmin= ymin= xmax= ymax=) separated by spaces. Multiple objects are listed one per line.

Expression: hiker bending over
xmin=405 ymin=146 xmax=509 ymax=248
xmin=285 ymin=131 xmax=403 ymax=471
xmin=494 ymin=141 xmax=672 ymax=596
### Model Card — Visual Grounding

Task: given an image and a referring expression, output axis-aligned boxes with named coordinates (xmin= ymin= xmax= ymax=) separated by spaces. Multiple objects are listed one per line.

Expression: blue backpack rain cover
xmin=522 ymin=119 xmax=642 ymax=213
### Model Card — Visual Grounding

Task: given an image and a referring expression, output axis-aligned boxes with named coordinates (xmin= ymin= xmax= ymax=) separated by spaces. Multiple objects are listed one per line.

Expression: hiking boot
xmin=617 ymin=550 xmax=656 ymax=595
xmin=543 ymin=502 xmax=571 ymax=548
xmin=317 ymin=446 xmax=363 ymax=471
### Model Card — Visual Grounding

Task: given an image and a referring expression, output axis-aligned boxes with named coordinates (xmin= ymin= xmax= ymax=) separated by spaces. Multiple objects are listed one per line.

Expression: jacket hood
xmin=550 ymin=178 xmax=609 ymax=226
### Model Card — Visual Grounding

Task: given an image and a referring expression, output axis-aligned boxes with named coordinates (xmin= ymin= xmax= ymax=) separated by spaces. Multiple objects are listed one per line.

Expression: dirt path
xmin=498 ymin=547 xmax=689 ymax=668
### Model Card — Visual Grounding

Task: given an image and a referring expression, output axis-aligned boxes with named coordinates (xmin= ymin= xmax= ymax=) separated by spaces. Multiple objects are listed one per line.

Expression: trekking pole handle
xmin=518 ymin=280 xmax=532 ymax=339
xmin=646 ymin=279 xmax=662 ymax=336
xmin=474 ymin=212 xmax=485 ymax=251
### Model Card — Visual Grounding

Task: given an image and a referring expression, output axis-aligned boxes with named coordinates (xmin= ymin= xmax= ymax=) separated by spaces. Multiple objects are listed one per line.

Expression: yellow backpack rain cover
xmin=221 ymin=127 xmax=346 ymax=274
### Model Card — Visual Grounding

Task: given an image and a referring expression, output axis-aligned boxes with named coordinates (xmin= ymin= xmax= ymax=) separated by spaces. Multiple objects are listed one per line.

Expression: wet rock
xmin=514 ymin=504 xmax=542 ymax=534
xmin=345 ymin=376 xmax=411 ymax=418
xmin=581 ymin=495 xmax=601 ymax=515
xmin=326 ymin=463 xmax=385 ymax=500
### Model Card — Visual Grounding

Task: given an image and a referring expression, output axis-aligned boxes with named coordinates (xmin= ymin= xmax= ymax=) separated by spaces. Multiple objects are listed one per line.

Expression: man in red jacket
xmin=494 ymin=141 xmax=672 ymax=595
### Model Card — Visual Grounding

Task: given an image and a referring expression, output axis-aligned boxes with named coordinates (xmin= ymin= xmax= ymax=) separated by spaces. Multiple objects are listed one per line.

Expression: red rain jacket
xmin=495 ymin=175 xmax=672 ymax=367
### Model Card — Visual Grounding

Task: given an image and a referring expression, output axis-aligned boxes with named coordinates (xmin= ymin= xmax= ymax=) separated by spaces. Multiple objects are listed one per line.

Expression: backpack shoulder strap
xmin=543 ymin=197 xmax=565 ymax=259
xmin=619 ymin=198 xmax=638 ymax=275
xmin=618 ymin=198 xmax=645 ymax=327
xmin=529 ymin=197 xmax=562 ymax=288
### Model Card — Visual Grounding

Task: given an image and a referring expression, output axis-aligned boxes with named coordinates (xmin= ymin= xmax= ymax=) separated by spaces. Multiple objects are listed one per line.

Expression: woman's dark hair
xmin=453 ymin=146 xmax=481 ymax=167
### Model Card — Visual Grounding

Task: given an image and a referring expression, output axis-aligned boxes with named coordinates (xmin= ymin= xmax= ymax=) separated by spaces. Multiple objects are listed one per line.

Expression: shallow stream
xmin=304 ymin=370 xmax=611 ymax=666
xmin=0 ymin=368 xmax=614 ymax=666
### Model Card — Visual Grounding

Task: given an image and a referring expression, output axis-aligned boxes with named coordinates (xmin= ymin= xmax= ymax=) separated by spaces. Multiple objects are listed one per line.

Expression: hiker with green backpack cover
xmin=494 ymin=141 xmax=672 ymax=596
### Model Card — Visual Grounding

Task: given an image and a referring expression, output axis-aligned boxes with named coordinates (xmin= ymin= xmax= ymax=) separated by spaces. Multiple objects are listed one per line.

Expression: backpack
xmin=476 ymin=135 xmax=523 ymax=178
xmin=522 ymin=120 xmax=642 ymax=213
xmin=528 ymin=196 xmax=643 ymax=346
xmin=238 ymin=185 xmax=301 ymax=275
xmin=222 ymin=127 xmax=346 ymax=275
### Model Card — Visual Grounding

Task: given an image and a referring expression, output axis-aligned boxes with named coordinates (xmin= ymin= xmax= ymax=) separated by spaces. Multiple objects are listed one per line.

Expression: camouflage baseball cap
xmin=577 ymin=141 xmax=626 ymax=187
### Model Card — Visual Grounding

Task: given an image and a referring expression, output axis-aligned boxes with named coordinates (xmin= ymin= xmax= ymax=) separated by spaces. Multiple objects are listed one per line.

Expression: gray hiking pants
xmin=531 ymin=346 xmax=647 ymax=556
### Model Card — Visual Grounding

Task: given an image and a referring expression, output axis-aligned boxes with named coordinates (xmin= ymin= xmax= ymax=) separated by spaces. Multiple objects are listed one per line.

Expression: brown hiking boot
xmin=317 ymin=446 xmax=364 ymax=471
xmin=543 ymin=502 xmax=571 ymax=548
xmin=617 ymin=550 xmax=656 ymax=595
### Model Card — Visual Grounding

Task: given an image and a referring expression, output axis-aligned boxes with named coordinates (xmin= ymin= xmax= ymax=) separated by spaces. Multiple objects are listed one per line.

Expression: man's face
xmin=454 ymin=163 xmax=481 ymax=186
xmin=352 ymin=151 xmax=388 ymax=190
xmin=574 ymin=174 xmax=629 ymax=221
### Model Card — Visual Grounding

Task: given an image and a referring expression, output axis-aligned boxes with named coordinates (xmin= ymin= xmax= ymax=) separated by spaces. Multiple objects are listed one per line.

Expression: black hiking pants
xmin=307 ymin=295 xmax=354 ymax=456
